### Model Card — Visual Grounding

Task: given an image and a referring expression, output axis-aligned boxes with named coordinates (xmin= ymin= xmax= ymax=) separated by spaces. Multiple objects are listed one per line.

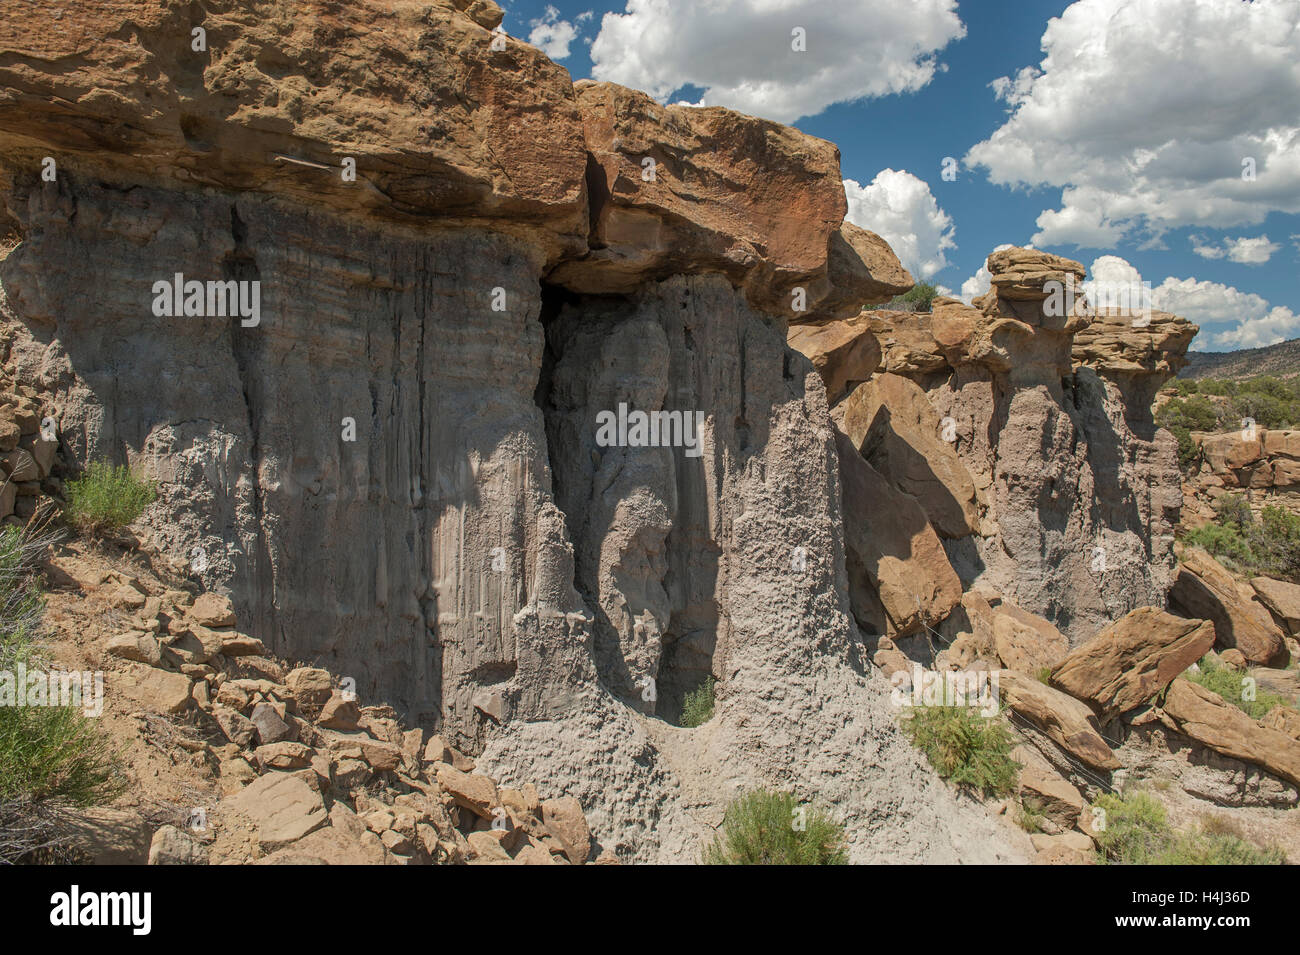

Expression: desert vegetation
xmin=703 ymin=789 xmax=847 ymax=865
xmin=0 ymin=523 xmax=123 ymax=862
xmin=1090 ymin=791 xmax=1283 ymax=865
xmin=63 ymin=462 xmax=157 ymax=537
xmin=1181 ymin=494 xmax=1300 ymax=582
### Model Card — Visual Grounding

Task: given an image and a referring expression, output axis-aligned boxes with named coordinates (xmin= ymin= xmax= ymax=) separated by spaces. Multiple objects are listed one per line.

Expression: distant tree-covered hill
xmin=1180 ymin=338 xmax=1300 ymax=380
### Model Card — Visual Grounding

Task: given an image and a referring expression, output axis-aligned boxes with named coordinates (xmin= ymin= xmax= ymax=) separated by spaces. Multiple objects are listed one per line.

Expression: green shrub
xmin=0 ymin=524 xmax=124 ymax=862
xmin=1186 ymin=656 xmax=1291 ymax=720
xmin=1092 ymin=791 xmax=1283 ymax=865
xmin=0 ymin=704 xmax=122 ymax=807
xmin=1163 ymin=376 xmax=1300 ymax=433
xmin=1181 ymin=496 xmax=1300 ymax=582
xmin=63 ymin=461 xmax=156 ymax=535
xmin=902 ymin=704 xmax=1019 ymax=798
xmin=680 ymin=675 xmax=715 ymax=728
xmin=866 ymin=282 xmax=938 ymax=313
xmin=703 ymin=789 xmax=847 ymax=865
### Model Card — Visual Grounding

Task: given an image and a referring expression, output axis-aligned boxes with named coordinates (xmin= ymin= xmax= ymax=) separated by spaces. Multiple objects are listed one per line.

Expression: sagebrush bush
xmin=865 ymin=282 xmax=939 ymax=313
xmin=1181 ymin=495 xmax=1300 ymax=583
xmin=680 ymin=675 xmax=715 ymax=728
xmin=1186 ymin=656 xmax=1291 ymax=720
xmin=1092 ymin=791 xmax=1283 ymax=865
xmin=902 ymin=704 xmax=1019 ymax=798
xmin=0 ymin=524 xmax=124 ymax=862
xmin=703 ymin=789 xmax=847 ymax=865
xmin=63 ymin=461 xmax=156 ymax=535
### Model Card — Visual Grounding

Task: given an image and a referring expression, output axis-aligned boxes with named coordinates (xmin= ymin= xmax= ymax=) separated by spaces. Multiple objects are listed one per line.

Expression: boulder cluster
xmin=48 ymin=548 xmax=602 ymax=865
xmin=0 ymin=366 xmax=61 ymax=522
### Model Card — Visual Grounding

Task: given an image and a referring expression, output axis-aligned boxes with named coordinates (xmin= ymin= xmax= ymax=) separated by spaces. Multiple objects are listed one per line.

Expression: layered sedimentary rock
xmin=1194 ymin=429 xmax=1300 ymax=490
xmin=0 ymin=0 xmax=1020 ymax=861
xmin=863 ymin=249 xmax=1192 ymax=641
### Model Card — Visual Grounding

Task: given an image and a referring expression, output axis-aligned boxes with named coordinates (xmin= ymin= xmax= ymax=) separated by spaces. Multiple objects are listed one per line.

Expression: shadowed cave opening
xmin=534 ymin=281 xmax=721 ymax=727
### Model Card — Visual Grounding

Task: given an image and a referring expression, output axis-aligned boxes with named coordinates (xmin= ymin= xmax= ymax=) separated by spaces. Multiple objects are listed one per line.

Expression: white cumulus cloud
xmin=589 ymin=0 xmax=965 ymax=123
xmin=965 ymin=0 xmax=1300 ymax=249
xmin=1081 ymin=255 xmax=1300 ymax=350
xmin=1191 ymin=234 xmax=1281 ymax=264
xmin=529 ymin=5 xmax=580 ymax=60
xmin=843 ymin=170 xmax=957 ymax=280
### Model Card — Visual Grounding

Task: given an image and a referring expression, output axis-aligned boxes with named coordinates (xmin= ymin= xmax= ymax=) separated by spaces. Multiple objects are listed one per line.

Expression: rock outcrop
xmin=1157 ymin=678 xmax=1300 ymax=788
xmin=1192 ymin=429 xmax=1300 ymax=491
xmin=852 ymin=249 xmax=1191 ymax=641
xmin=787 ymin=315 xmax=880 ymax=405
xmin=0 ymin=0 xmax=1021 ymax=863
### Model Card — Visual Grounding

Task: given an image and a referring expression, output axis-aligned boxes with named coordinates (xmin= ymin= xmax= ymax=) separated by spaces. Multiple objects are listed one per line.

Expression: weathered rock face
xmin=1072 ymin=309 xmax=1198 ymax=415
xmin=838 ymin=372 xmax=980 ymax=539
xmin=0 ymin=0 xmax=587 ymax=263
xmin=0 ymin=0 xmax=1019 ymax=862
xmin=1194 ymin=429 xmax=1300 ymax=490
xmin=1158 ymin=678 xmax=1300 ymax=788
xmin=1170 ymin=546 xmax=1289 ymax=667
xmin=834 ymin=426 xmax=962 ymax=638
xmin=866 ymin=249 xmax=1189 ymax=641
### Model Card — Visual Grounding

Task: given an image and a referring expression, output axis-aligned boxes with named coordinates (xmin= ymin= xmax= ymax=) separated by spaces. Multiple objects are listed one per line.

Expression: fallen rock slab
xmin=221 ymin=772 xmax=328 ymax=852
xmin=1050 ymin=607 xmax=1215 ymax=718
xmin=1251 ymin=576 xmax=1300 ymax=637
xmin=1170 ymin=547 xmax=1288 ymax=666
xmin=998 ymin=670 xmax=1120 ymax=771
xmin=1159 ymin=678 xmax=1300 ymax=787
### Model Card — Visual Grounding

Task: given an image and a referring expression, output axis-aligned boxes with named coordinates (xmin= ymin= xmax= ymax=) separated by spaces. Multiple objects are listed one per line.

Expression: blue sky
xmin=498 ymin=0 xmax=1300 ymax=352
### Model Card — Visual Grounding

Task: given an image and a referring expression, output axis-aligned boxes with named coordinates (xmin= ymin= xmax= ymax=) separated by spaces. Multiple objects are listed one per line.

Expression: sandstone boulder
xmin=147 ymin=825 xmax=208 ymax=865
xmin=997 ymin=670 xmax=1120 ymax=771
xmin=1263 ymin=706 xmax=1300 ymax=741
xmin=1159 ymin=678 xmax=1300 ymax=787
xmin=189 ymin=592 xmax=236 ymax=628
xmin=787 ymin=316 xmax=881 ymax=405
xmin=868 ymin=311 xmax=949 ymax=378
xmin=285 ymin=667 xmax=334 ymax=706
xmin=436 ymin=765 xmax=499 ymax=820
xmin=1013 ymin=745 xmax=1086 ymax=833
xmin=962 ymin=592 xmax=1068 ymax=675
xmin=1251 ymin=577 xmax=1300 ymax=637
xmin=1170 ymin=547 xmax=1288 ymax=667
xmin=105 ymin=631 xmax=164 ymax=668
xmin=221 ymin=772 xmax=328 ymax=851
xmin=541 ymin=796 xmax=591 ymax=865
xmin=835 ymin=427 xmax=961 ymax=636
xmin=115 ymin=664 xmax=192 ymax=714
xmin=1050 ymin=607 xmax=1215 ymax=718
